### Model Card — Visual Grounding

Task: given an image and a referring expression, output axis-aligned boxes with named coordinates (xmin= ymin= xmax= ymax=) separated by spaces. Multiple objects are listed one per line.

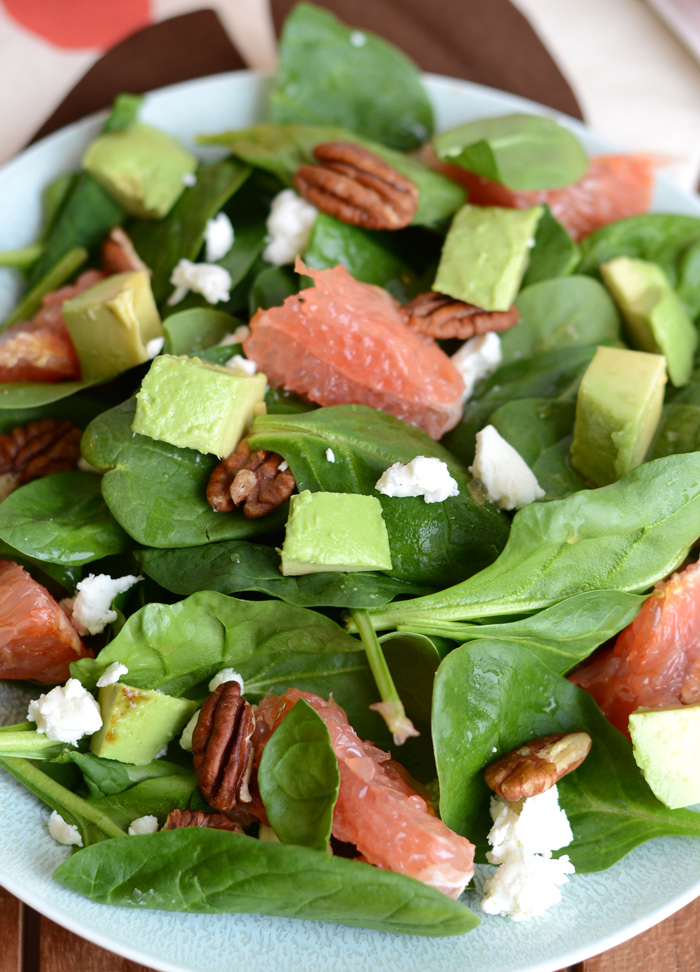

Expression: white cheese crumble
xmin=27 ymin=678 xmax=102 ymax=745
xmin=278 ymin=460 xmax=289 ymax=472
xmin=168 ymin=259 xmax=232 ymax=306
xmin=262 ymin=189 xmax=318 ymax=266
xmin=180 ymin=709 xmax=200 ymax=752
xmin=215 ymin=325 xmax=251 ymax=346
xmin=96 ymin=662 xmax=128 ymax=688
xmin=225 ymin=353 xmax=257 ymax=375
xmin=204 ymin=212 xmax=235 ymax=262
xmin=375 ymin=456 xmax=459 ymax=504
xmin=326 ymin=448 xmax=335 ymax=462
xmin=469 ymin=425 xmax=545 ymax=510
xmin=182 ymin=172 xmax=197 ymax=187
xmin=480 ymin=786 xmax=575 ymax=921
xmin=71 ymin=573 xmax=143 ymax=636
xmin=146 ymin=336 xmax=165 ymax=358
xmin=208 ymin=668 xmax=245 ymax=693
xmin=48 ymin=810 xmax=83 ymax=847
xmin=128 ymin=815 xmax=160 ymax=836
xmin=452 ymin=332 xmax=502 ymax=402
xmin=350 ymin=30 xmax=367 ymax=46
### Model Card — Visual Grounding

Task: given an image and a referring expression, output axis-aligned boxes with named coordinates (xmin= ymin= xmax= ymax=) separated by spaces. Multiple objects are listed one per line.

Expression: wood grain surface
xmin=1 ymin=884 xmax=698 ymax=972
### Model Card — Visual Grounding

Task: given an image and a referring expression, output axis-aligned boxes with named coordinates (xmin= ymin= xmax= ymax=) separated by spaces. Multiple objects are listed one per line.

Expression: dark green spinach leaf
xmin=521 ymin=205 xmax=579 ymax=287
xmin=163 ymin=308 xmax=242 ymax=355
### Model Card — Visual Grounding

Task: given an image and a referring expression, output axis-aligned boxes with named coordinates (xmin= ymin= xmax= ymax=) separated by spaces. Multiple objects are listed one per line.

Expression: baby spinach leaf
xmin=521 ymin=205 xmax=579 ymax=287
xmin=367 ymin=453 xmax=700 ymax=628
xmin=128 ymin=159 xmax=251 ymax=304
xmin=248 ymin=264 xmax=298 ymax=314
xmin=82 ymin=399 xmax=283 ymax=548
xmin=163 ymin=308 xmax=242 ymax=355
xmin=270 ymin=3 xmax=432 ymax=152
xmin=433 ymin=114 xmax=587 ymax=191
xmin=249 ymin=405 xmax=510 ymax=587
xmin=258 ymin=698 xmax=340 ymax=851
xmin=501 ymin=276 xmax=620 ymax=365
xmin=136 ymin=540 xmax=428 ymax=606
xmin=676 ymin=237 xmax=700 ymax=318
xmin=53 ymin=827 xmax=478 ymax=935
xmin=443 ymin=344 xmax=595 ymax=466
xmin=0 ymin=471 xmax=131 ymax=565
xmin=530 ymin=436 xmax=587 ymax=500
xmin=71 ymin=590 xmax=388 ymax=746
xmin=0 ymin=380 xmax=99 ymax=411
xmin=86 ymin=775 xmax=198 ymax=831
xmin=304 ymin=213 xmax=421 ymax=302
xmin=200 ymin=124 xmax=465 ymax=226
xmin=0 ymin=538 xmax=81 ymax=591
xmin=2 ymin=246 xmax=88 ymax=330
xmin=650 ymin=402 xmax=700 ymax=459
xmin=399 ymin=590 xmax=646 ymax=674
xmin=432 ymin=641 xmax=700 ymax=871
xmin=58 ymin=751 xmax=195 ymax=798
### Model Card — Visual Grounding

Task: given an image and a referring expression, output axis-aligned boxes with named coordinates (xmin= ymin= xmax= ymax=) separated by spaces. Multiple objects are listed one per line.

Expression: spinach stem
xmin=350 ymin=609 xmax=418 ymax=746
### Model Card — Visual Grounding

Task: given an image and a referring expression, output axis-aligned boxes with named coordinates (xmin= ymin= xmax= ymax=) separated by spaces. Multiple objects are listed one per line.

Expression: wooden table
xmin=2 ymin=885 xmax=699 ymax=972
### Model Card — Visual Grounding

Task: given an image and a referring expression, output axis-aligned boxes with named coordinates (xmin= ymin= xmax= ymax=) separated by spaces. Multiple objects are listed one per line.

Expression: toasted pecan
xmin=206 ymin=436 xmax=295 ymax=517
xmin=161 ymin=808 xmax=243 ymax=832
xmin=485 ymin=732 xmax=592 ymax=802
xmin=101 ymin=227 xmax=148 ymax=275
xmin=402 ymin=292 xmax=519 ymax=340
xmin=192 ymin=682 xmax=257 ymax=812
xmin=295 ymin=141 xmax=419 ymax=231
xmin=0 ymin=418 xmax=82 ymax=500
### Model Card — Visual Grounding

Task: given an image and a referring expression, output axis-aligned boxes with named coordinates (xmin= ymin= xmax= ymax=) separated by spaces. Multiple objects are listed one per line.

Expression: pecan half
xmin=206 ymin=435 xmax=295 ymax=517
xmin=0 ymin=418 xmax=82 ymax=500
xmin=484 ymin=731 xmax=592 ymax=802
xmin=192 ymin=681 xmax=257 ymax=812
xmin=161 ymin=808 xmax=243 ymax=832
xmin=402 ymin=292 xmax=519 ymax=340
xmin=101 ymin=227 xmax=148 ymax=275
xmin=295 ymin=142 xmax=419 ymax=231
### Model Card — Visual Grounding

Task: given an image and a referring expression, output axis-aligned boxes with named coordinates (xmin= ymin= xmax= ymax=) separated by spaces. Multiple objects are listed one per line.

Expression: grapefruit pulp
xmin=243 ymin=260 xmax=465 ymax=439
xmin=570 ymin=561 xmax=700 ymax=737
xmin=254 ymin=687 xmax=475 ymax=898
xmin=0 ymin=560 xmax=91 ymax=683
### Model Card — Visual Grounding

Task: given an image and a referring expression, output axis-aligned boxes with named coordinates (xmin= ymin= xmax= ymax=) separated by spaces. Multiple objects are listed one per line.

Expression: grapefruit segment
xmin=0 ymin=269 xmax=104 ymax=383
xmin=432 ymin=153 xmax=662 ymax=242
xmin=254 ymin=687 xmax=475 ymax=898
xmin=0 ymin=560 xmax=91 ymax=683
xmin=243 ymin=260 xmax=465 ymax=439
xmin=570 ymin=561 xmax=700 ymax=737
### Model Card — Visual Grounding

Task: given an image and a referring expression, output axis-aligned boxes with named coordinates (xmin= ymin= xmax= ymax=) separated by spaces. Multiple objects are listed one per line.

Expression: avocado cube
xmin=601 ymin=256 xmax=698 ymax=387
xmin=62 ymin=270 xmax=162 ymax=382
xmin=570 ymin=346 xmax=666 ymax=487
xmin=82 ymin=123 xmax=197 ymax=219
xmin=90 ymin=682 xmax=197 ymax=765
xmin=132 ymin=354 xmax=267 ymax=457
xmin=433 ymin=203 xmax=543 ymax=311
xmin=629 ymin=705 xmax=700 ymax=809
xmin=280 ymin=490 xmax=392 ymax=576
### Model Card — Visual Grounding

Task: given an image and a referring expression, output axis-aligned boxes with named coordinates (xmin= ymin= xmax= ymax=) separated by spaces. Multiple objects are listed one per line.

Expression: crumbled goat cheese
xmin=71 ymin=573 xmax=143 ymax=636
xmin=263 ymin=189 xmax=318 ymax=266
xmin=128 ymin=815 xmax=160 ymax=836
xmin=278 ymin=460 xmax=289 ymax=472
xmin=208 ymin=668 xmax=245 ymax=693
xmin=180 ymin=709 xmax=200 ymax=752
xmin=225 ymin=354 xmax=257 ymax=375
xmin=469 ymin=425 xmax=545 ymax=510
xmin=350 ymin=30 xmax=367 ymax=46
xmin=204 ymin=212 xmax=235 ymax=262
xmin=49 ymin=810 xmax=83 ymax=847
xmin=480 ymin=786 xmax=575 ymax=921
xmin=452 ymin=332 xmax=502 ymax=402
xmin=216 ymin=325 xmax=251 ymax=346
xmin=182 ymin=172 xmax=197 ymax=187
xmin=146 ymin=336 xmax=164 ymax=358
xmin=376 ymin=456 xmax=459 ymax=504
xmin=326 ymin=448 xmax=335 ymax=462
xmin=168 ymin=259 xmax=232 ymax=306
xmin=27 ymin=678 xmax=102 ymax=745
xmin=96 ymin=662 xmax=128 ymax=688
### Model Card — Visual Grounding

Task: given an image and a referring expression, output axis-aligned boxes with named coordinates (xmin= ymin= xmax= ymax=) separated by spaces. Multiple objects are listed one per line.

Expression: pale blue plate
xmin=1 ymin=72 xmax=700 ymax=972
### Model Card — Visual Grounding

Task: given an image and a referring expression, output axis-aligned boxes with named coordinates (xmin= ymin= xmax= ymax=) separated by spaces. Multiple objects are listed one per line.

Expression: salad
xmin=2 ymin=0 xmax=700 ymax=957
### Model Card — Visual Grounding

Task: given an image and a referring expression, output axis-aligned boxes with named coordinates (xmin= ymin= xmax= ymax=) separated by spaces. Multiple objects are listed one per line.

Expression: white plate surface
xmin=1 ymin=70 xmax=700 ymax=972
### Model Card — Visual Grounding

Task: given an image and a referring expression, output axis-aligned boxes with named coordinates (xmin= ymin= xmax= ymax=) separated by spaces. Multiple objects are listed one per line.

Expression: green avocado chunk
xmin=280 ymin=490 xmax=392 ymax=576
xmin=432 ymin=203 xmax=543 ymax=311
xmin=132 ymin=354 xmax=267 ymax=457
xmin=62 ymin=270 xmax=162 ymax=382
xmin=601 ymin=256 xmax=698 ymax=387
xmin=82 ymin=122 xmax=197 ymax=219
xmin=570 ymin=346 xmax=666 ymax=487
xmin=90 ymin=682 xmax=197 ymax=765
xmin=629 ymin=705 xmax=700 ymax=809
